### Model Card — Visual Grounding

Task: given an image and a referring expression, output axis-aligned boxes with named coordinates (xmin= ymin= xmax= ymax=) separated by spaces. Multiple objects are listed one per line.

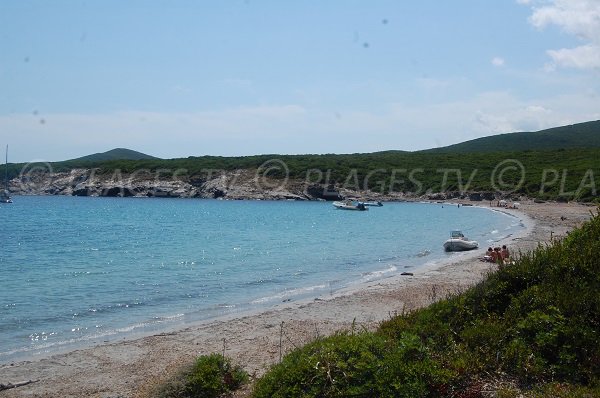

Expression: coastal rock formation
xmin=467 ymin=192 xmax=495 ymax=201
xmin=304 ymin=184 xmax=343 ymax=201
xmin=8 ymin=168 xmax=320 ymax=201
xmin=7 ymin=167 xmax=509 ymax=202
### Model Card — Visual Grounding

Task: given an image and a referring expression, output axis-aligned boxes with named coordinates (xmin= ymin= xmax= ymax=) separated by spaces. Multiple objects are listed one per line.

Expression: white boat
xmin=0 ymin=190 xmax=10 ymax=204
xmin=1 ymin=145 xmax=11 ymax=204
xmin=443 ymin=230 xmax=478 ymax=251
xmin=363 ymin=201 xmax=383 ymax=207
xmin=332 ymin=200 xmax=368 ymax=211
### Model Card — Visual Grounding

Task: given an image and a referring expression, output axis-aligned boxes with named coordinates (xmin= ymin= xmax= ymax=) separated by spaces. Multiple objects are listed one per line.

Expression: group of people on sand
xmin=484 ymin=245 xmax=510 ymax=266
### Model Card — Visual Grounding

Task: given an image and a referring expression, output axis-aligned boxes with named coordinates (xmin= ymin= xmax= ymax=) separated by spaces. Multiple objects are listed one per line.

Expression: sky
xmin=1 ymin=0 xmax=600 ymax=162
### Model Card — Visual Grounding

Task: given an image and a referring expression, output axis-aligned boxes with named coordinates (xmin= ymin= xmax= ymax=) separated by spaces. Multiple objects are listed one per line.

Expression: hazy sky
xmin=1 ymin=0 xmax=600 ymax=162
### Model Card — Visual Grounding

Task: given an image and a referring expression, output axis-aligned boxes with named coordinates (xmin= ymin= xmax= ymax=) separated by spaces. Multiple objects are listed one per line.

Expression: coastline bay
xmin=0 ymin=196 xmax=522 ymax=364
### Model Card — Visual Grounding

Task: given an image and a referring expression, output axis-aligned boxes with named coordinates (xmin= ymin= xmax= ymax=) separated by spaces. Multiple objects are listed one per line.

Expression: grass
xmin=251 ymin=209 xmax=600 ymax=397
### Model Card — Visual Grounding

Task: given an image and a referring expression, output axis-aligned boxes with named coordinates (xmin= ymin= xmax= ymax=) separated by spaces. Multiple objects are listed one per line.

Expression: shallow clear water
xmin=0 ymin=196 xmax=522 ymax=363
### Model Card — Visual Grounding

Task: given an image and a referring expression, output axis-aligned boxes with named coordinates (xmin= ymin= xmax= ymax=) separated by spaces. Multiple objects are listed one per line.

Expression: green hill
xmin=69 ymin=148 xmax=158 ymax=162
xmin=425 ymin=120 xmax=600 ymax=153
xmin=3 ymin=121 xmax=598 ymax=202
xmin=14 ymin=146 xmax=594 ymax=202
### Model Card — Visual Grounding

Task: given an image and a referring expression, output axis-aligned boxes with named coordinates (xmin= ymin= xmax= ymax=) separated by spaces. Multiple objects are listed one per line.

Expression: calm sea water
xmin=0 ymin=196 xmax=522 ymax=363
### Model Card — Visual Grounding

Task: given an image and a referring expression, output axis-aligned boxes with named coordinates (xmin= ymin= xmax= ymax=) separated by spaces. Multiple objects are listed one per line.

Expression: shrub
xmin=151 ymin=354 xmax=248 ymax=398
xmin=253 ymin=331 xmax=453 ymax=398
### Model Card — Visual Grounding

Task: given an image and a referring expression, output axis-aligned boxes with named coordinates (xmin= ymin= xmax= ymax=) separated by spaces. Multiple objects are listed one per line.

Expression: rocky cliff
xmin=7 ymin=167 xmax=504 ymax=202
xmin=8 ymin=168 xmax=336 ymax=201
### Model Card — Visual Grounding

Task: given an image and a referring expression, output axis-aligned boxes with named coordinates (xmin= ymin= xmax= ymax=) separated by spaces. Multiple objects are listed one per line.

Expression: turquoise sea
xmin=0 ymin=196 xmax=523 ymax=363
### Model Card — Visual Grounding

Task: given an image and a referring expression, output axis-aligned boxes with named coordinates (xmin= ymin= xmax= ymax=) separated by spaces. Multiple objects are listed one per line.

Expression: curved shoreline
xmin=0 ymin=200 xmax=515 ymax=365
xmin=0 ymin=201 xmax=594 ymax=398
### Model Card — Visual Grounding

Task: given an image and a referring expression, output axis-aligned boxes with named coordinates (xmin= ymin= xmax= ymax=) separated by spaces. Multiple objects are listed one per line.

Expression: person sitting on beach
xmin=501 ymin=245 xmax=509 ymax=261
xmin=494 ymin=247 xmax=505 ymax=267
xmin=484 ymin=247 xmax=494 ymax=262
xmin=490 ymin=248 xmax=499 ymax=263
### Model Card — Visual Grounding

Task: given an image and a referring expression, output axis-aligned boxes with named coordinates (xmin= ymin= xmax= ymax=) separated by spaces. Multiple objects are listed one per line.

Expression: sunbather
xmin=501 ymin=245 xmax=509 ymax=261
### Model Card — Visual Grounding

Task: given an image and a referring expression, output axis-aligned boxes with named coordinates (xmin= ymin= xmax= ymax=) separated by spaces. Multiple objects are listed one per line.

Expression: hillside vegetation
xmin=67 ymin=147 xmax=158 ymax=162
xmin=251 ymin=209 xmax=600 ymax=397
xmin=3 ymin=121 xmax=599 ymax=202
xmin=424 ymin=120 xmax=600 ymax=153
xmin=5 ymin=148 xmax=594 ymax=202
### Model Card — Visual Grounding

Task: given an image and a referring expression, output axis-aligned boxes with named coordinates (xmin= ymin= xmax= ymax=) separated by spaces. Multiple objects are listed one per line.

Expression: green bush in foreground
xmin=253 ymin=209 xmax=600 ymax=397
xmin=496 ymin=382 xmax=600 ymax=398
xmin=253 ymin=331 xmax=452 ymax=398
xmin=152 ymin=354 xmax=248 ymax=398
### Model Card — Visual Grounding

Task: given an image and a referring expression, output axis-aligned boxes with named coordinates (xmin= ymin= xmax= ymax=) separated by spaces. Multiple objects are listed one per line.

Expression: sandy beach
xmin=1 ymin=200 xmax=595 ymax=398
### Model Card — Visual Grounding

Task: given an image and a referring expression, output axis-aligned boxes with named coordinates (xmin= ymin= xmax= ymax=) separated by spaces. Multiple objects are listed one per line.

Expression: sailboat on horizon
xmin=1 ymin=145 xmax=12 ymax=204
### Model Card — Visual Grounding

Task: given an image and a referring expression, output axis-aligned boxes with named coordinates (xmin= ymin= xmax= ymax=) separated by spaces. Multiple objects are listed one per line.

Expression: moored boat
xmin=0 ymin=190 xmax=10 ymax=204
xmin=332 ymin=200 xmax=368 ymax=211
xmin=443 ymin=230 xmax=478 ymax=251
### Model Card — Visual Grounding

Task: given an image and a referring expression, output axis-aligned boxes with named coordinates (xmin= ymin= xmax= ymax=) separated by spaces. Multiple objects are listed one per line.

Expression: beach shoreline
xmin=1 ymin=200 xmax=595 ymax=398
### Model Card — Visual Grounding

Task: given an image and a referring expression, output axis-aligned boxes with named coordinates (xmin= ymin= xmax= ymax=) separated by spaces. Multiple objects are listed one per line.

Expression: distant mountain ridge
xmin=67 ymin=120 xmax=600 ymax=162
xmin=69 ymin=148 xmax=158 ymax=162
xmin=5 ymin=120 xmax=598 ymax=203
xmin=424 ymin=120 xmax=600 ymax=153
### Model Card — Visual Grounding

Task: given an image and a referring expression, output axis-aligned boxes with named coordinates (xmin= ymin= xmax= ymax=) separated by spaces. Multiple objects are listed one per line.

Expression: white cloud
xmin=547 ymin=44 xmax=600 ymax=69
xmin=472 ymin=103 xmax=554 ymax=134
xmin=492 ymin=57 xmax=506 ymax=67
xmin=523 ymin=0 xmax=600 ymax=69
xmin=528 ymin=0 xmax=600 ymax=40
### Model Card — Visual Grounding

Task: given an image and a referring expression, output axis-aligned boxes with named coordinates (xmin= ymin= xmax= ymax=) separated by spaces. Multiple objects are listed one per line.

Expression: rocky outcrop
xmin=469 ymin=192 xmax=483 ymax=201
xmin=9 ymin=168 xmax=320 ymax=201
xmin=305 ymin=185 xmax=343 ymax=201
xmin=7 ymin=167 xmax=509 ymax=203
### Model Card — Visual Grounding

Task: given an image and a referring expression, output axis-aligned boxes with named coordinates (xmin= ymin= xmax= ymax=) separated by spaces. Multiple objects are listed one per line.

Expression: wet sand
xmin=0 ymin=200 xmax=595 ymax=398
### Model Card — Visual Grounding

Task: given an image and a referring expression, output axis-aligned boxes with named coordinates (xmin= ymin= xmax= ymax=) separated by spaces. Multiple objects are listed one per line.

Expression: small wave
xmin=372 ymin=255 xmax=398 ymax=263
xmin=243 ymin=278 xmax=281 ymax=287
xmin=86 ymin=300 xmax=146 ymax=315
xmin=1 ymin=315 xmax=183 ymax=363
xmin=360 ymin=265 xmax=398 ymax=282
xmin=152 ymin=313 xmax=186 ymax=322
xmin=28 ymin=331 xmax=58 ymax=342
xmin=251 ymin=284 xmax=327 ymax=304
xmin=415 ymin=250 xmax=431 ymax=258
